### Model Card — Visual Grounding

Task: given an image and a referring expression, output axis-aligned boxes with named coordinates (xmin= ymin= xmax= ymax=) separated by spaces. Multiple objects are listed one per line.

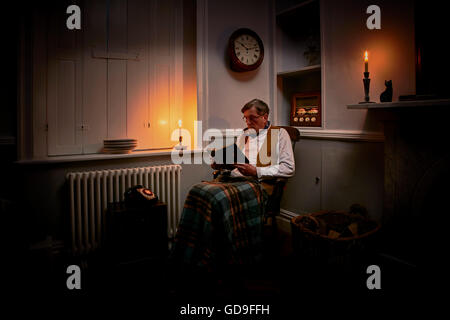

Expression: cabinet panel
xmin=281 ymin=139 xmax=322 ymax=213
xmin=107 ymin=61 xmax=128 ymax=139
xmin=150 ymin=64 xmax=172 ymax=148
xmin=127 ymin=0 xmax=150 ymax=149
xmin=107 ymin=0 xmax=128 ymax=140
xmin=321 ymin=141 xmax=384 ymax=218
xmin=82 ymin=0 xmax=108 ymax=154
xmin=47 ymin=1 xmax=82 ymax=156
xmin=148 ymin=0 xmax=176 ymax=149
xmin=48 ymin=60 xmax=82 ymax=155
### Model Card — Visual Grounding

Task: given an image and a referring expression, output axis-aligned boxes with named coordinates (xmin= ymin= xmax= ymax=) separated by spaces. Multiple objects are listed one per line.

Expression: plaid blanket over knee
xmin=170 ymin=180 xmax=268 ymax=271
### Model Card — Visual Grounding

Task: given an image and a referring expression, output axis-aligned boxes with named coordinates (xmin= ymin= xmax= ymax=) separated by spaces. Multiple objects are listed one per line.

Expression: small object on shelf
xmin=359 ymin=71 xmax=375 ymax=104
xmin=380 ymin=80 xmax=393 ymax=102
xmin=290 ymin=92 xmax=321 ymax=127
xmin=304 ymin=34 xmax=320 ymax=66
xmin=364 ymin=50 xmax=369 ymax=73
xmin=174 ymin=119 xmax=186 ymax=150
xmin=103 ymin=138 xmax=137 ymax=154
xmin=359 ymin=51 xmax=375 ymax=104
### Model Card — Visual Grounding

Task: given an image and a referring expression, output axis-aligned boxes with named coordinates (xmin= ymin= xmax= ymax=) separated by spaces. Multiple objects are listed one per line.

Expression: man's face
xmin=243 ymin=107 xmax=268 ymax=131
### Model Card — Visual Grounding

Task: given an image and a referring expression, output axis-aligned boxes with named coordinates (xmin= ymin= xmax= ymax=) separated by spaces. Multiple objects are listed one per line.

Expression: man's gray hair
xmin=241 ymin=99 xmax=270 ymax=115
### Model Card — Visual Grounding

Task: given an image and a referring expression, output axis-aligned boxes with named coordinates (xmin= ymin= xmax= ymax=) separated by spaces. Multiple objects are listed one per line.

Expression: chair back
xmin=278 ymin=126 xmax=301 ymax=149
xmin=264 ymin=126 xmax=299 ymax=214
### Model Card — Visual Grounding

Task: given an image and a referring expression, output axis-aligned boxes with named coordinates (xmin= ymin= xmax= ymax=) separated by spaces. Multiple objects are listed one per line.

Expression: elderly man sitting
xmin=214 ymin=98 xmax=295 ymax=194
xmin=170 ymin=99 xmax=295 ymax=278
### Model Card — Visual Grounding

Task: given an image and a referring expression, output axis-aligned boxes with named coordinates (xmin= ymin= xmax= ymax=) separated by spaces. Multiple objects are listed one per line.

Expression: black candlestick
xmin=359 ymin=71 xmax=375 ymax=103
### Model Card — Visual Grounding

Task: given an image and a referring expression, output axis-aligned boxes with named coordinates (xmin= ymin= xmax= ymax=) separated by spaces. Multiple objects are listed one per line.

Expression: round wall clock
xmin=228 ymin=28 xmax=264 ymax=72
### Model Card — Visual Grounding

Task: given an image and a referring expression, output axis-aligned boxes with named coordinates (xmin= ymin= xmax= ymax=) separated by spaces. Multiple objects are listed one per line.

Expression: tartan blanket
xmin=170 ymin=180 xmax=268 ymax=271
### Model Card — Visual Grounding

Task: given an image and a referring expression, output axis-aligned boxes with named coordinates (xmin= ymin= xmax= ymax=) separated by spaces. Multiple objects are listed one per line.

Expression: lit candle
xmin=178 ymin=119 xmax=182 ymax=143
xmin=364 ymin=50 xmax=368 ymax=73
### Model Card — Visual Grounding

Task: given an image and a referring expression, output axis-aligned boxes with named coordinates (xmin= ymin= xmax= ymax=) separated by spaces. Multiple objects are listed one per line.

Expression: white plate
xmin=103 ymin=146 xmax=136 ymax=150
xmin=104 ymin=144 xmax=137 ymax=148
xmin=104 ymin=143 xmax=137 ymax=147
xmin=102 ymin=149 xmax=133 ymax=154
xmin=104 ymin=139 xmax=137 ymax=143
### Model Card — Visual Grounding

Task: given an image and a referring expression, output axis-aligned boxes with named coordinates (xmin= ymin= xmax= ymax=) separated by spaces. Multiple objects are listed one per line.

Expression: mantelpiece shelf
xmin=347 ymin=99 xmax=450 ymax=109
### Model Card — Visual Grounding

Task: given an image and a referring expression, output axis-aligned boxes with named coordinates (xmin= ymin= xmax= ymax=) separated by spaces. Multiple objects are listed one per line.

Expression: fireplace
xmin=349 ymin=99 xmax=450 ymax=267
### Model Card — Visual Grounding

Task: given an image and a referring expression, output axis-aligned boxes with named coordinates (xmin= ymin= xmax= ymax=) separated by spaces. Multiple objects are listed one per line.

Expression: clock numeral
xmin=237 ymin=52 xmax=240 ymax=57
xmin=254 ymin=54 xmax=258 ymax=59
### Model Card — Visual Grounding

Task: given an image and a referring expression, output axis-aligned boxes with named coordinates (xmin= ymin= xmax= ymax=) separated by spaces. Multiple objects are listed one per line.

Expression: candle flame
xmin=178 ymin=119 xmax=182 ymax=127
xmin=364 ymin=51 xmax=368 ymax=62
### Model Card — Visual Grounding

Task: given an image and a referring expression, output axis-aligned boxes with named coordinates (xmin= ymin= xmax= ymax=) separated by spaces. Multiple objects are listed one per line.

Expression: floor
xmin=21 ymin=228 xmax=426 ymax=317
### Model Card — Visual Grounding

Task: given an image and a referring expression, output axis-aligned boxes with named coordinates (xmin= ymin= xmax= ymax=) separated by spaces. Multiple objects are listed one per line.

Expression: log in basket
xmin=290 ymin=207 xmax=381 ymax=266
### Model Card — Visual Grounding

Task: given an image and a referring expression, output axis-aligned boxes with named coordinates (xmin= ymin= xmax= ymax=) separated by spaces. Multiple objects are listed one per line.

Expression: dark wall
xmin=1 ymin=3 xmax=20 ymax=202
xmin=415 ymin=0 xmax=450 ymax=97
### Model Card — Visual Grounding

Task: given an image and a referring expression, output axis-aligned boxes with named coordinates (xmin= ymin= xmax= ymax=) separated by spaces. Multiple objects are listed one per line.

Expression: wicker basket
xmin=291 ymin=210 xmax=381 ymax=266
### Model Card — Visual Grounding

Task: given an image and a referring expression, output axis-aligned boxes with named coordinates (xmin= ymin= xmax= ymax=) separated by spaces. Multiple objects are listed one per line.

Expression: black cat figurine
xmin=380 ymin=80 xmax=393 ymax=102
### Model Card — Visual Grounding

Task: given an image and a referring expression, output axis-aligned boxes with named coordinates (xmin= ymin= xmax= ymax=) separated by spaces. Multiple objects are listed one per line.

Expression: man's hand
xmin=233 ymin=164 xmax=257 ymax=177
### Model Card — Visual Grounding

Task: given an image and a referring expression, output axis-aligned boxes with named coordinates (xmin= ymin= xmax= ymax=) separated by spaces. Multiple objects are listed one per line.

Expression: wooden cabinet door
xmin=82 ymin=0 xmax=108 ymax=154
xmin=282 ymin=139 xmax=322 ymax=213
xmin=148 ymin=0 xmax=182 ymax=149
xmin=47 ymin=0 xmax=83 ymax=156
xmin=127 ymin=0 xmax=151 ymax=149
xmin=46 ymin=0 xmax=183 ymax=155
xmin=106 ymin=0 xmax=128 ymax=141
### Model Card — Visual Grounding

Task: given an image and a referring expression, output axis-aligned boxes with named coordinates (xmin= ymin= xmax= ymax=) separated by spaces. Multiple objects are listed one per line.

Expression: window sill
xmin=16 ymin=148 xmax=206 ymax=165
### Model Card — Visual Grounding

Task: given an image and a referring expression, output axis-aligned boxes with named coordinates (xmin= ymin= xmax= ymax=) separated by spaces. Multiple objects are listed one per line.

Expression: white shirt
xmin=230 ymin=126 xmax=295 ymax=180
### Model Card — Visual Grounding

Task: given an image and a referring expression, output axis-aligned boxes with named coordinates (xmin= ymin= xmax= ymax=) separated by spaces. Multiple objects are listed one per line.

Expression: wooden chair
xmin=262 ymin=126 xmax=300 ymax=244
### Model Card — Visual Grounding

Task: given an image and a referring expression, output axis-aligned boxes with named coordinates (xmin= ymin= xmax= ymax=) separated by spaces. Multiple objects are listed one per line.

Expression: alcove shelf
xmin=275 ymin=0 xmax=322 ymax=127
xmin=277 ymin=64 xmax=320 ymax=78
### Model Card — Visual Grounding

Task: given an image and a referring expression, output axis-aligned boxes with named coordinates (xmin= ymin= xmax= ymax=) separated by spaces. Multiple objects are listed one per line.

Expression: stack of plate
xmin=103 ymin=139 xmax=137 ymax=154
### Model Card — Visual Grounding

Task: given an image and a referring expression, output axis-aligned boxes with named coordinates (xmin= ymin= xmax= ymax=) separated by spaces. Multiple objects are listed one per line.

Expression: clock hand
xmin=236 ymin=41 xmax=248 ymax=50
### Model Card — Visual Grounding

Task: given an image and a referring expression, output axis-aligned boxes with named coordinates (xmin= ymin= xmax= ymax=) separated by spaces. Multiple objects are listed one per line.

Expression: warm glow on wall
xmin=126 ymin=52 xmax=197 ymax=150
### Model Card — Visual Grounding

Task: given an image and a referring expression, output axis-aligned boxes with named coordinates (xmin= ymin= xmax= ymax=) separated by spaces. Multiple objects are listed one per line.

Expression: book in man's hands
xmin=211 ymin=143 xmax=249 ymax=169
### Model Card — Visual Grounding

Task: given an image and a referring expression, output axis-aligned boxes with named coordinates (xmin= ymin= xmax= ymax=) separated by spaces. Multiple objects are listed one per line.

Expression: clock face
xmin=233 ymin=34 xmax=261 ymax=66
xmin=228 ymin=28 xmax=264 ymax=72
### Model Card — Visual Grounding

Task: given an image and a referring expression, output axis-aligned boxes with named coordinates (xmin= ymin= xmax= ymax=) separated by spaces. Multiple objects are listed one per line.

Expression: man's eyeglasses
xmin=242 ymin=114 xmax=264 ymax=122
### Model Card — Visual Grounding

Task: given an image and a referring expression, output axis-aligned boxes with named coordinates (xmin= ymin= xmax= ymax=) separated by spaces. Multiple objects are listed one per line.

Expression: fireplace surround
xmin=348 ymin=99 xmax=450 ymax=266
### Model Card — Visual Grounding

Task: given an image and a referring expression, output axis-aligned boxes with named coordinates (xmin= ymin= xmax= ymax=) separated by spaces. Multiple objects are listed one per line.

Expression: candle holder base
xmin=358 ymin=101 xmax=376 ymax=104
